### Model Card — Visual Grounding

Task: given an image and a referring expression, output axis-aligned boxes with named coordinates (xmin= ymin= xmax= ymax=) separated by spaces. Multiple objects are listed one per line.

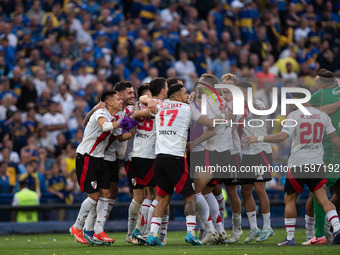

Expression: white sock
xmin=107 ymin=199 xmax=116 ymax=218
xmin=305 ymin=215 xmax=315 ymax=237
xmin=145 ymin=199 xmax=158 ymax=235
xmin=262 ymin=212 xmax=271 ymax=229
xmin=215 ymin=193 xmax=225 ymax=226
xmin=326 ymin=210 xmax=340 ymax=232
xmin=325 ymin=216 xmax=332 ymax=234
xmin=94 ymin=197 xmax=109 ymax=234
xmin=246 ymin=211 xmax=258 ymax=230
xmin=74 ymin=197 xmax=97 ymax=229
xmin=128 ymin=199 xmax=141 ymax=235
xmin=84 ymin=205 xmax=97 ymax=231
xmin=195 ymin=193 xmax=215 ymax=233
xmin=285 ymin=218 xmax=296 ymax=241
xmin=204 ymin=193 xmax=224 ymax=234
xmin=160 ymin=215 xmax=169 ymax=236
xmin=186 ymin=215 xmax=196 ymax=235
xmin=232 ymin=213 xmax=242 ymax=230
xmin=196 ymin=213 xmax=206 ymax=231
xmin=137 ymin=199 xmax=152 ymax=231
xmin=150 ymin=217 xmax=162 ymax=237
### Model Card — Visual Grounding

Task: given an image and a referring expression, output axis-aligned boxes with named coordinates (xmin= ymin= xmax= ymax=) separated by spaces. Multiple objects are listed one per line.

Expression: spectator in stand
xmin=52 ymin=84 xmax=75 ymax=119
xmin=142 ymin=67 xmax=158 ymax=84
xmin=4 ymin=110 xmax=31 ymax=153
xmin=41 ymin=100 xmax=67 ymax=146
xmin=281 ymin=62 xmax=298 ymax=82
xmin=37 ymin=147 xmax=55 ymax=175
xmin=20 ymin=133 xmax=38 ymax=162
xmin=211 ymin=50 xmax=230 ymax=79
xmin=255 ymin=60 xmax=276 ymax=89
xmin=33 ymin=68 xmax=47 ymax=98
xmin=17 ymin=160 xmax=40 ymax=197
xmin=175 ymin=51 xmax=197 ymax=89
xmin=0 ymin=161 xmax=10 ymax=193
xmin=151 ymin=47 xmax=174 ymax=78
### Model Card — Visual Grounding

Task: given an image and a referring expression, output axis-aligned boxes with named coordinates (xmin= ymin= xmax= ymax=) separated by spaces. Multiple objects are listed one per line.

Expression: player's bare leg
xmin=226 ymin=185 xmax=243 ymax=243
xmin=313 ymin=188 xmax=340 ymax=245
xmin=277 ymin=193 xmax=298 ymax=246
xmin=70 ymin=192 xmax=100 ymax=244
xmin=182 ymin=194 xmax=202 ymax=245
xmin=241 ymin=184 xmax=261 ymax=243
xmin=254 ymin=182 xmax=274 ymax=242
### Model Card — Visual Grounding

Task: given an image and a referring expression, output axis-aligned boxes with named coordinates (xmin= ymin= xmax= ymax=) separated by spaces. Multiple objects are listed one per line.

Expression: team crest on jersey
xmin=192 ymin=183 xmax=195 ymax=191
xmin=91 ymin=181 xmax=97 ymax=189
xmin=131 ymin=178 xmax=137 ymax=186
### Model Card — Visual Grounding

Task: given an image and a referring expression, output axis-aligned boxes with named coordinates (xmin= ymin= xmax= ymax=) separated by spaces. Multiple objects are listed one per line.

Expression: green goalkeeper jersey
xmin=310 ymin=86 xmax=340 ymax=184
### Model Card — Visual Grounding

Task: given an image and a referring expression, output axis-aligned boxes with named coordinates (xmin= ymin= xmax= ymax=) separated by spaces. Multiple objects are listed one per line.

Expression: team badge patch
xmin=192 ymin=183 xmax=195 ymax=191
xmin=91 ymin=181 xmax=97 ymax=189
xmin=131 ymin=178 xmax=137 ymax=186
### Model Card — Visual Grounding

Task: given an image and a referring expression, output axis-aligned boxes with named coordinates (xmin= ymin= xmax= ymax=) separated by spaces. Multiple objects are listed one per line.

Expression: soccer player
xmin=192 ymin=74 xmax=231 ymax=244
xmin=146 ymin=84 xmax=205 ymax=246
xmin=81 ymin=102 xmax=137 ymax=245
xmin=69 ymin=90 xmax=124 ymax=244
xmin=244 ymin=92 xmax=340 ymax=245
xmin=235 ymin=81 xmax=274 ymax=243
xmin=304 ymin=69 xmax=340 ymax=245
xmin=127 ymin=78 xmax=169 ymax=244
xmin=220 ymin=73 xmax=243 ymax=243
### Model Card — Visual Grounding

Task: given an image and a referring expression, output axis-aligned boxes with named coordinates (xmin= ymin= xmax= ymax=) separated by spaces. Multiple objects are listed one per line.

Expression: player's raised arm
xmin=82 ymin=101 xmax=106 ymax=127
xmin=244 ymin=132 xmax=290 ymax=146
xmin=315 ymin=101 xmax=340 ymax=116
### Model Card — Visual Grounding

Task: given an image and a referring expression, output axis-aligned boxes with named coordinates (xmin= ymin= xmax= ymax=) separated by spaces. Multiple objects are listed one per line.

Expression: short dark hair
xmin=100 ymin=90 xmax=118 ymax=102
xmin=317 ymin=68 xmax=335 ymax=86
xmin=167 ymin=83 xmax=184 ymax=98
xmin=166 ymin=77 xmax=182 ymax=87
xmin=235 ymin=81 xmax=253 ymax=89
xmin=113 ymin=81 xmax=133 ymax=92
xmin=149 ymin=77 xmax=166 ymax=97
xmin=137 ymin=83 xmax=150 ymax=98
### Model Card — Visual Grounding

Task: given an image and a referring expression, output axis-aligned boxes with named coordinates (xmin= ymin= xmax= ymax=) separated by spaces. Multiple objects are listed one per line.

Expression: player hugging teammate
xmin=70 ymin=70 xmax=340 ymax=246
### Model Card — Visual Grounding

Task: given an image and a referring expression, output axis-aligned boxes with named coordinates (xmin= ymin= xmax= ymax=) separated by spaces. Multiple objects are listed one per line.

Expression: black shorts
xmin=285 ymin=165 xmax=326 ymax=194
xmin=189 ymin=150 xmax=205 ymax=174
xmin=128 ymin=157 xmax=155 ymax=189
xmin=103 ymin=159 xmax=119 ymax=183
xmin=223 ymin=153 xmax=241 ymax=186
xmin=240 ymin=152 xmax=272 ymax=185
xmin=154 ymin=154 xmax=194 ymax=196
xmin=206 ymin=150 xmax=237 ymax=184
xmin=76 ymin=153 xmax=110 ymax=194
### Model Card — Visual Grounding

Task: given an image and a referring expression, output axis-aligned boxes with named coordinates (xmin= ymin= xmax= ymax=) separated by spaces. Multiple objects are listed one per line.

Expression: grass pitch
xmin=0 ymin=229 xmax=338 ymax=255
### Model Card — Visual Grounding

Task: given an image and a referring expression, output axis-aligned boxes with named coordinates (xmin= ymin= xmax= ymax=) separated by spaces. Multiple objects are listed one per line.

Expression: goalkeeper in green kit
xmin=303 ymin=69 xmax=340 ymax=245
